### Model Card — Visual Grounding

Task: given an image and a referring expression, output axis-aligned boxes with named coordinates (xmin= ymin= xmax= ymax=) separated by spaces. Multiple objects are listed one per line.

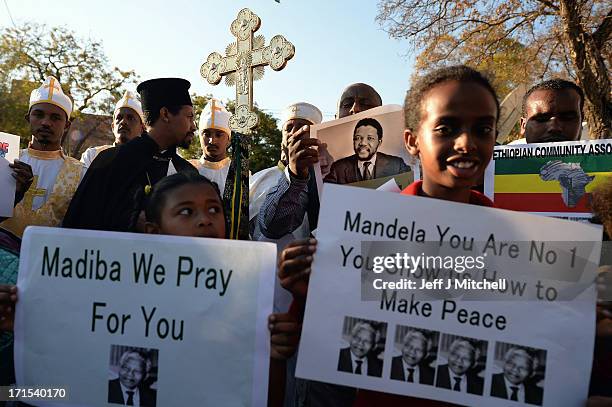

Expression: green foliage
xmin=248 ymin=106 xmax=282 ymax=173
xmin=0 ymin=79 xmax=34 ymax=148
xmin=0 ymin=23 xmax=138 ymax=154
xmin=225 ymin=100 xmax=281 ymax=172
xmin=0 ymin=22 xmax=284 ymax=159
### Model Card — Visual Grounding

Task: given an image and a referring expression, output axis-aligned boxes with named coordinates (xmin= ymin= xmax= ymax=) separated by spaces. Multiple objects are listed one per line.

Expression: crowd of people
xmin=0 ymin=64 xmax=610 ymax=406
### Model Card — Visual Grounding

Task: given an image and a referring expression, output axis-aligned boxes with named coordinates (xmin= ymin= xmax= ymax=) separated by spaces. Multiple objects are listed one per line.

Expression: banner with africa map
xmin=484 ymin=140 xmax=612 ymax=220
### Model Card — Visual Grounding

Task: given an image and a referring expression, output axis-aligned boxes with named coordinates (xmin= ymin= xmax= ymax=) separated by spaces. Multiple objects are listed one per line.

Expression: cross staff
xmin=200 ymin=8 xmax=295 ymax=134
xmin=200 ymin=8 xmax=295 ymax=239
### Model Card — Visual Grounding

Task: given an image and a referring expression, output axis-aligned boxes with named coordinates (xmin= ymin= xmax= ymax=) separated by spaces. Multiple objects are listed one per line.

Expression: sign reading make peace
xmin=296 ymin=184 xmax=602 ymax=406
xmin=14 ymin=227 xmax=275 ymax=406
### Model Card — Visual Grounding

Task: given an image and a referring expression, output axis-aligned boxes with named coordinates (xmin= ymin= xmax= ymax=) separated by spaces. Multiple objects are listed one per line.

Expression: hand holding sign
xmin=9 ymin=160 xmax=33 ymax=205
xmin=296 ymin=184 xmax=602 ymax=407
xmin=288 ymin=126 xmax=323 ymax=179
xmin=278 ymin=238 xmax=316 ymax=301
xmin=0 ymin=284 xmax=17 ymax=331
xmin=319 ymin=144 xmax=333 ymax=178
xmin=15 ymin=227 xmax=276 ymax=406
xmin=269 ymin=312 xmax=301 ymax=360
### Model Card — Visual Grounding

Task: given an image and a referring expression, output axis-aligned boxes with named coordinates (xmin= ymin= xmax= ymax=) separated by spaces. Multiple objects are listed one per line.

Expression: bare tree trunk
xmin=558 ymin=1 xmax=611 ymax=138
xmin=71 ymin=118 xmax=104 ymax=158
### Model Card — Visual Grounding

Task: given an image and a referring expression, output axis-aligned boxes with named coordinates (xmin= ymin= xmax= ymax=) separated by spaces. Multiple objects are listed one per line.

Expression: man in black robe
xmin=63 ymin=78 xmax=198 ymax=231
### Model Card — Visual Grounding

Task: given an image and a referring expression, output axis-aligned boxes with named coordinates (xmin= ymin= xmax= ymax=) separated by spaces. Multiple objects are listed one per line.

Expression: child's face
xmin=152 ymin=183 xmax=225 ymax=238
xmin=405 ymin=81 xmax=497 ymax=197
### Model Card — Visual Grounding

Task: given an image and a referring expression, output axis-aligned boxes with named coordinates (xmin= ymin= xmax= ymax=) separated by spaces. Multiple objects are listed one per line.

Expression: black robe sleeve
xmin=63 ymin=135 xmax=197 ymax=232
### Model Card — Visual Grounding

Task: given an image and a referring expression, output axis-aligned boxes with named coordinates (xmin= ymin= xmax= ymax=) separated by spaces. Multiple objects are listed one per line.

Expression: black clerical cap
xmin=136 ymin=78 xmax=192 ymax=113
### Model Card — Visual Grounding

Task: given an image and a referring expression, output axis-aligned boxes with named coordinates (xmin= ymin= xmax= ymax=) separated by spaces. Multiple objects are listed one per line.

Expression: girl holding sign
xmin=138 ymin=172 xmax=299 ymax=405
xmin=1 ymin=172 xmax=298 ymax=404
xmin=275 ymin=65 xmax=499 ymax=407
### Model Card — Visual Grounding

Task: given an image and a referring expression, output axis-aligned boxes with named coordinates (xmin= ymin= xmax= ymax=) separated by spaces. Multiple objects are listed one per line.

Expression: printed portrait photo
xmin=313 ymin=105 xmax=417 ymax=193
xmin=390 ymin=326 xmax=440 ymax=385
xmin=490 ymin=342 xmax=547 ymax=405
xmin=435 ymin=334 xmax=488 ymax=396
xmin=108 ymin=345 xmax=159 ymax=407
xmin=337 ymin=316 xmax=388 ymax=378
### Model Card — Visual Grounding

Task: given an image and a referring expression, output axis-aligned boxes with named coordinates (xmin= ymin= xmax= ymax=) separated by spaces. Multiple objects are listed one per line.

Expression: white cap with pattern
xmin=199 ymin=98 xmax=231 ymax=136
xmin=282 ymin=102 xmax=322 ymax=125
xmin=114 ymin=90 xmax=144 ymax=123
xmin=29 ymin=76 xmax=73 ymax=118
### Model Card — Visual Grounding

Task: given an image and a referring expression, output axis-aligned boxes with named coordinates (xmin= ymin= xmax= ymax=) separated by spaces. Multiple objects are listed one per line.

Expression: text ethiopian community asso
xmin=493 ymin=142 xmax=612 ymax=159
xmin=39 ymin=246 xmax=233 ymax=341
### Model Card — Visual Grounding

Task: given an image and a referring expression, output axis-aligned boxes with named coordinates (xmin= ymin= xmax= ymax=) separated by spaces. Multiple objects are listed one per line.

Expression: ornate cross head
xmin=200 ymin=8 xmax=295 ymax=134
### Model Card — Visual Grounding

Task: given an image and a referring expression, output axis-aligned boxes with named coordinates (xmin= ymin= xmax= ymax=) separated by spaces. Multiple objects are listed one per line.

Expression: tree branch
xmin=534 ymin=0 xmax=559 ymax=11
xmin=541 ymin=39 xmax=560 ymax=76
xmin=593 ymin=8 xmax=612 ymax=49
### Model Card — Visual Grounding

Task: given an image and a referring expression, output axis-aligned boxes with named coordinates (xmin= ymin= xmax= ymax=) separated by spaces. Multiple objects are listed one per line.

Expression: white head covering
xmin=199 ymin=98 xmax=231 ymax=136
xmin=282 ymin=102 xmax=323 ymax=125
xmin=114 ymin=90 xmax=144 ymax=123
xmin=29 ymin=76 xmax=73 ymax=118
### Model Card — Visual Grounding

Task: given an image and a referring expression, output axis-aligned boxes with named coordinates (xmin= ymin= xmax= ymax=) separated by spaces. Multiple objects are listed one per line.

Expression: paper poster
xmin=296 ymin=184 xmax=602 ymax=406
xmin=312 ymin=105 xmax=418 ymax=197
xmin=14 ymin=227 xmax=275 ymax=407
xmin=484 ymin=139 xmax=612 ymax=220
xmin=0 ymin=132 xmax=21 ymax=217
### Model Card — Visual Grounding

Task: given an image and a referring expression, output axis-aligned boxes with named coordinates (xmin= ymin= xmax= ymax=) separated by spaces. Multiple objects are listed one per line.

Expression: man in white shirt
xmin=250 ymin=102 xmax=322 ymax=312
xmin=1 ymin=76 xmax=84 ymax=242
xmin=190 ymin=98 xmax=232 ymax=193
xmin=80 ymin=90 xmax=145 ymax=169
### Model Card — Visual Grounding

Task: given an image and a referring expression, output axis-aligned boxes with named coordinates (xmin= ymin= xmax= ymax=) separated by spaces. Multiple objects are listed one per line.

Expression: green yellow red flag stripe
xmin=489 ymin=140 xmax=612 ymax=215
xmin=494 ymin=172 xmax=612 ymax=193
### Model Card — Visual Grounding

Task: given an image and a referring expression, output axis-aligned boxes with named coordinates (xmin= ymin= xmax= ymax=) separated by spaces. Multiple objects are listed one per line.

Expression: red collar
xmin=401 ymin=180 xmax=495 ymax=207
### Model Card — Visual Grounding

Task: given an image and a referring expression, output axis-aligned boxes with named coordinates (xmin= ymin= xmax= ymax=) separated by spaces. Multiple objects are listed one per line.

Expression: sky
xmin=0 ymin=0 xmax=416 ymax=123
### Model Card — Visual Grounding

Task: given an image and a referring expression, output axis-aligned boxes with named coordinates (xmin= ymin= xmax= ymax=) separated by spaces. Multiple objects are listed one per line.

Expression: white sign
xmin=14 ymin=227 xmax=276 ymax=407
xmin=0 ymin=132 xmax=20 ymax=217
xmin=296 ymin=184 xmax=602 ymax=406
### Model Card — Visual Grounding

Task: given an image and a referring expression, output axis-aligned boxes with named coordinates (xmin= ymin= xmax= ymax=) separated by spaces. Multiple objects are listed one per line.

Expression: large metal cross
xmin=200 ymin=8 xmax=295 ymax=134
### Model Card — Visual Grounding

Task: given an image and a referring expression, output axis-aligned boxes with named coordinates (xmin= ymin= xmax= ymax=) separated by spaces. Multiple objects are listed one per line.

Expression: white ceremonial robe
xmin=80 ymin=144 xmax=114 ymax=169
xmin=190 ymin=156 xmax=231 ymax=193
xmin=1 ymin=148 xmax=84 ymax=237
